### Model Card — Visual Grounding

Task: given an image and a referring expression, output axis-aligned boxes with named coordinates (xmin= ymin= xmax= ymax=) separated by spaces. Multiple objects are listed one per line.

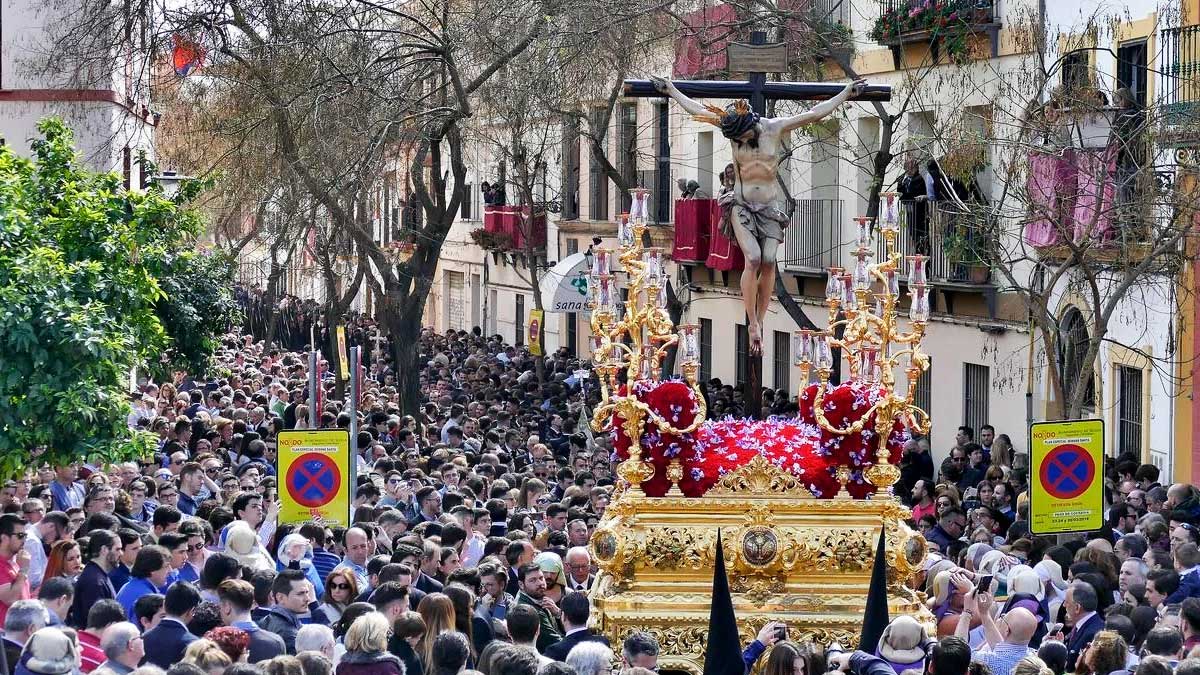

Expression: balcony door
xmin=1117 ymin=40 xmax=1148 ymax=107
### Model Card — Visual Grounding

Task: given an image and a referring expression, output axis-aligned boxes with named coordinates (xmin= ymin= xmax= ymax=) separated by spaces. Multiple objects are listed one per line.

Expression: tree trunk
xmin=389 ymin=302 xmax=423 ymax=416
xmin=263 ymin=260 xmax=285 ymax=347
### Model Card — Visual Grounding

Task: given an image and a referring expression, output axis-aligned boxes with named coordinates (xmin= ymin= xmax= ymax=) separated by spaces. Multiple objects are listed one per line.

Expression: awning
xmin=538 ymin=252 xmax=590 ymax=313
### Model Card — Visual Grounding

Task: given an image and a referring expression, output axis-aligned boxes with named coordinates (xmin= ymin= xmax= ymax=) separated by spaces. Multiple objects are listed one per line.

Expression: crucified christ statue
xmin=650 ymin=75 xmax=865 ymax=354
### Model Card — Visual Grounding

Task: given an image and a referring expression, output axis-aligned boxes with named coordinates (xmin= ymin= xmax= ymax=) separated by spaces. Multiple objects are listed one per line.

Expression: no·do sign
xmin=278 ymin=430 xmax=352 ymax=527
xmin=1029 ymin=419 xmax=1104 ymax=535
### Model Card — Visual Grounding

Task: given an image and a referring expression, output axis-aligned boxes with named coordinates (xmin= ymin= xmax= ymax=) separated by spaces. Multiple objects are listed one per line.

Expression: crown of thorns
xmin=719 ymin=99 xmax=759 ymax=140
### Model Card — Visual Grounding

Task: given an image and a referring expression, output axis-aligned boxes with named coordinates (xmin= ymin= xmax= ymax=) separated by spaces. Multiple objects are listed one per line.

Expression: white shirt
xmin=25 ymin=531 xmax=47 ymax=589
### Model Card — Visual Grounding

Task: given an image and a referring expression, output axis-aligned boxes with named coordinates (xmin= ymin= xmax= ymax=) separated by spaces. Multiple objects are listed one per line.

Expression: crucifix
xmin=623 ymin=31 xmax=891 ymax=418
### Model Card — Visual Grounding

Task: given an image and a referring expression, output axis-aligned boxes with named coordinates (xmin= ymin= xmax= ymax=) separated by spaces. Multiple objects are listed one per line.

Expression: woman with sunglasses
xmin=321 ymin=569 xmax=360 ymax=624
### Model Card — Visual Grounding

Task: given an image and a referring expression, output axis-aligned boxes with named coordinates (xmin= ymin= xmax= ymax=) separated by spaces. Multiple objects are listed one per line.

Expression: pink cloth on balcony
xmin=1071 ymin=147 xmax=1117 ymax=244
xmin=483 ymin=206 xmax=546 ymax=249
xmin=1024 ymin=149 xmax=1076 ymax=248
xmin=673 ymin=198 xmax=713 ymax=263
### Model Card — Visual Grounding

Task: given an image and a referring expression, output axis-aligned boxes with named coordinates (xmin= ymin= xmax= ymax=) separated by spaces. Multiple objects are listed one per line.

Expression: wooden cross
xmin=621 ymin=32 xmax=890 ymax=419
xmin=623 ymin=32 xmax=892 ymax=116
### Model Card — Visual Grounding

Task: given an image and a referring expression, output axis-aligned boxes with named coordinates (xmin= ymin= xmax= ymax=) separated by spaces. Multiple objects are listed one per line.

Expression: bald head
xmin=344 ymin=527 xmax=369 ymax=565
xmin=1003 ymin=607 xmax=1038 ymax=645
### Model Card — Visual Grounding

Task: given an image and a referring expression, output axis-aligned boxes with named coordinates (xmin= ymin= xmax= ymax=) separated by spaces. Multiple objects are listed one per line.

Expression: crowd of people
xmin=869 ymin=425 xmax=1200 ymax=675
xmin=5 ymin=287 xmax=1200 ymax=675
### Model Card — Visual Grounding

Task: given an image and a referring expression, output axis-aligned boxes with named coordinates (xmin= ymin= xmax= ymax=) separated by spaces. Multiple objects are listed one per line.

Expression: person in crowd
xmin=257 ymin=569 xmax=315 ymax=655
xmin=334 ymin=612 xmax=403 ymax=675
xmin=217 ymin=579 xmax=287 ymax=662
xmin=564 ymin=642 xmax=612 ymax=675
xmin=388 ymin=612 xmax=425 ymax=675
xmin=320 ymin=570 xmax=359 ymax=626
xmin=95 ymin=621 xmax=144 ymax=675
xmin=142 ymin=582 xmax=202 ymax=669
xmin=37 ymin=578 xmax=74 ymax=627
xmin=116 ymin=545 xmax=172 ymax=622
xmin=430 ymin=632 xmax=470 ymax=675
xmin=544 ymin=592 xmax=609 ymax=661
xmin=79 ymin=601 xmax=126 ymax=672
xmin=4 ymin=600 xmax=49 ymax=670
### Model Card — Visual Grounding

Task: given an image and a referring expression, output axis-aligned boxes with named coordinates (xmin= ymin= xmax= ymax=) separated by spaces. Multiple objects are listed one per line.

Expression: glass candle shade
xmin=907 ymin=255 xmax=927 ymax=286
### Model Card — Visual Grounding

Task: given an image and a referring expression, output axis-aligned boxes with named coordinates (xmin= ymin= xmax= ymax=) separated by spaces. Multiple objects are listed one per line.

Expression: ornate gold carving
xmin=706 ymin=455 xmax=815 ymax=498
xmin=729 ymin=572 xmax=787 ymax=604
xmin=642 ymin=527 xmax=709 ymax=569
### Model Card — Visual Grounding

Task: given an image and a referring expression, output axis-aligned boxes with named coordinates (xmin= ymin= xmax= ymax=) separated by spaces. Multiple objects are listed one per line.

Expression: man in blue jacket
xmin=142 ymin=582 xmax=201 ymax=669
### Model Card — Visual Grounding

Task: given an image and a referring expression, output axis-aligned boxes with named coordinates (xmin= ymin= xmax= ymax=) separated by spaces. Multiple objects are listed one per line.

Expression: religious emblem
xmin=741 ymin=526 xmax=779 ymax=566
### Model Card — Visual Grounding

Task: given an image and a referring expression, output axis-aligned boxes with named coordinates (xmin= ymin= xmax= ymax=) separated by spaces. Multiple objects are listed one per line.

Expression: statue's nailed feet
xmin=749 ymin=322 xmax=764 ymax=356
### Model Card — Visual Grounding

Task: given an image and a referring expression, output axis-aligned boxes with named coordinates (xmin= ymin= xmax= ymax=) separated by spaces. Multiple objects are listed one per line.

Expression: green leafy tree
xmin=0 ymin=119 xmax=235 ymax=473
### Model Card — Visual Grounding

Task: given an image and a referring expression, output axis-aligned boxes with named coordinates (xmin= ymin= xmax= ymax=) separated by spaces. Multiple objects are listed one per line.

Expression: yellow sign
xmin=277 ymin=429 xmax=352 ymax=527
xmin=528 ymin=308 xmax=544 ymax=356
xmin=1029 ymin=419 xmax=1104 ymax=535
xmin=336 ymin=326 xmax=350 ymax=380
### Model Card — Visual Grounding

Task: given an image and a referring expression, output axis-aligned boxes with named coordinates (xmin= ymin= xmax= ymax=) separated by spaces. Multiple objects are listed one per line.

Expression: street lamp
xmin=151 ymin=170 xmax=193 ymax=199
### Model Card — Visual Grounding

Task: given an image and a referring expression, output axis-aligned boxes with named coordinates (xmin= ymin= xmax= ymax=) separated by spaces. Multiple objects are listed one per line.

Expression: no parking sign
xmin=1029 ymin=419 xmax=1104 ymax=535
xmin=278 ymin=430 xmax=352 ymax=527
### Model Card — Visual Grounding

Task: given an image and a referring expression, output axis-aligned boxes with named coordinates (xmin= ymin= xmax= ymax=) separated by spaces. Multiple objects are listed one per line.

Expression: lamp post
xmin=151 ymin=170 xmax=192 ymax=199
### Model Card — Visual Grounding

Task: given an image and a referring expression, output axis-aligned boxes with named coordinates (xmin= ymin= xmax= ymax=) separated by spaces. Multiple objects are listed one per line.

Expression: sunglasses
xmin=330 ymin=582 xmax=352 ymax=590
xmin=188 ymin=543 xmax=205 ymax=552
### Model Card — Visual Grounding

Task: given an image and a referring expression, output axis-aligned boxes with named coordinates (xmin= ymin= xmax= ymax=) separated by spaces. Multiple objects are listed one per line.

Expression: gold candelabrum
xmin=587 ymin=188 xmax=707 ymax=497
xmin=793 ymin=193 xmax=932 ymax=494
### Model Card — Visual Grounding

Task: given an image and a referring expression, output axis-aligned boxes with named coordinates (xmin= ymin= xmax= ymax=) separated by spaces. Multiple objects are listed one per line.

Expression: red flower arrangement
xmin=611 ymin=380 xmax=908 ymax=499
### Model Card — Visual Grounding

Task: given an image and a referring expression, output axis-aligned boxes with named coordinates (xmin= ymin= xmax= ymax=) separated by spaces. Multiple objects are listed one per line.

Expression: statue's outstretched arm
xmin=772 ymin=79 xmax=866 ymax=133
xmin=649 ymin=75 xmax=718 ymax=120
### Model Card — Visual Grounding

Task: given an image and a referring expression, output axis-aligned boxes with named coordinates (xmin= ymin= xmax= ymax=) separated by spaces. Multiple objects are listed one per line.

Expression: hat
xmin=1035 ymin=559 xmax=1067 ymax=591
xmin=877 ymin=616 xmax=929 ymax=667
xmin=534 ymin=551 xmax=568 ymax=589
xmin=24 ymin=628 xmax=78 ymax=675
xmin=928 ymin=569 xmax=955 ymax=608
xmin=965 ymin=543 xmax=994 ymax=571
xmin=225 ymin=522 xmax=274 ymax=572
xmin=1008 ymin=565 xmax=1043 ymax=599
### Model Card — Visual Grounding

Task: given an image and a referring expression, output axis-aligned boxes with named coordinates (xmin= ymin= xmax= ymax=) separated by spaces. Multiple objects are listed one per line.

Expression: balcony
xmin=481 ymin=205 xmax=547 ymax=252
xmin=782 ymin=199 xmax=844 ymax=273
xmin=870 ymin=0 xmax=1001 ymax=68
xmin=1022 ymin=112 xmax=1168 ymax=265
xmin=1160 ymin=25 xmax=1200 ymax=133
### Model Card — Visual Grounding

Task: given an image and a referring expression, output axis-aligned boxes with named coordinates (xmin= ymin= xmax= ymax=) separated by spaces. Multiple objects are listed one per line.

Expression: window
xmin=515 ymin=294 xmax=525 ymax=346
xmin=736 ymin=324 xmax=749 ymax=384
xmin=700 ymin=318 xmax=713 ymax=383
xmin=654 ymin=102 xmax=671 ymax=224
xmin=383 ymin=181 xmax=393 ymax=243
xmin=618 ymin=103 xmax=638 ymax=213
xmin=1118 ymin=365 xmax=1143 ymax=456
xmin=962 ymin=363 xmax=990 ymax=438
xmin=588 ymin=108 xmax=609 ymax=221
xmin=1061 ymin=50 xmax=1090 ymax=93
xmin=460 ymin=183 xmax=472 ymax=220
xmin=1058 ymin=307 xmax=1096 ymax=410
xmin=1117 ymin=41 xmax=1149 ymax=107
xmin=773 ymin=331 xmax=791 ymax=393
xmin=562 ymin=116 xmax=581 ymax=221
xmin=914 ymin=358 xmax=932 ymax=416
xmin=122 ymin=147 xmax=132 ymax=189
